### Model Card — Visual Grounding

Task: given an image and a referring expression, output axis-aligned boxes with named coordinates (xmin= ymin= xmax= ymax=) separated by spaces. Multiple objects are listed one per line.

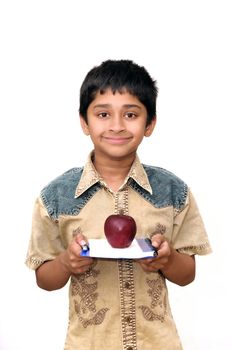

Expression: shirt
xmin=25 ymin=153 xmax=212 ymax=350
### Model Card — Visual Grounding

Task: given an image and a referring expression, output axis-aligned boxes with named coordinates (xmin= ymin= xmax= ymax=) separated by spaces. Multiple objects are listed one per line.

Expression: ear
xmin=80 ymin=115 xmax=90 ymax=135
xmin=144 ymin=117 xmax=156 ymax=137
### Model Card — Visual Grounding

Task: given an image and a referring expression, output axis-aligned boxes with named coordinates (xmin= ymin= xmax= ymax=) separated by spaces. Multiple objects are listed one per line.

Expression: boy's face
xmin=80 ymin=89 xmax=156 ymax=162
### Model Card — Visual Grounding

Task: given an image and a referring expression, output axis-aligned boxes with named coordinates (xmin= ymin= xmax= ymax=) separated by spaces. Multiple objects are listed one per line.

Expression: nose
xmin=109 ymin=115 xmax=125 ymax=132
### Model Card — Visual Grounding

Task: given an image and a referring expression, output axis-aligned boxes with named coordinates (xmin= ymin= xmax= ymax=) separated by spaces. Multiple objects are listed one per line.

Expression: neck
xmin=92 ymin=152 xmax=136 ymax=191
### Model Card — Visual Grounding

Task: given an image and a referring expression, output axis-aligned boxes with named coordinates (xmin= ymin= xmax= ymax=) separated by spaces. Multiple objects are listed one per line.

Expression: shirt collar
xmin=75 ymin=151 xmax=152 ymax=197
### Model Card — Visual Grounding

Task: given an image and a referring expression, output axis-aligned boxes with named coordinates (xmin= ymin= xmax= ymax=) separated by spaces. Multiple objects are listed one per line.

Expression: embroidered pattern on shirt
xmin=25 ymin=256 xmax=44 ymax=268
xmin=149 ymin=222 xmax=166 ymax=237
xmin=139 ymin=273 xmax=167 ymax=322
xmin=114 ymin=186 xmax=129 ymax=214
xmin=71 ymin=262 xmax=109 ymax=328
xmin=178 ymin=241 xmax=212 ymax=255
xmin=118 ymin=259 xmax=137 ymax=350
xmin=116 ymin=187 xmax=137 ymax=349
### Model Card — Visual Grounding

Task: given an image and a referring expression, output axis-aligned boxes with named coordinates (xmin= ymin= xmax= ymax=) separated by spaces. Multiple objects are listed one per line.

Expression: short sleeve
xmin=25 ymin=197 xmax=65 ymax=270
xmin=172 ymin=190 xmax=212 ymax=256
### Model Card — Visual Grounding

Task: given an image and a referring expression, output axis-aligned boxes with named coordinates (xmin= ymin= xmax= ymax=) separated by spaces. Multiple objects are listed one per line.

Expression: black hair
xmin=79 ymin=59 xmax=158 ymax=125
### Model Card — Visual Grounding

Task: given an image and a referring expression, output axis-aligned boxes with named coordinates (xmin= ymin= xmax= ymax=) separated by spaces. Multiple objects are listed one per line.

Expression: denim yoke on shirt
xmin=41 ymin=165 xmax=188 ymax=220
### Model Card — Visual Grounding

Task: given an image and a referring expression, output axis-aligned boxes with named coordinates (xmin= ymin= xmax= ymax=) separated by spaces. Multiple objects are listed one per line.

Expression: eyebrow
xmin=93 ymin=104 xmax=142 ymax=109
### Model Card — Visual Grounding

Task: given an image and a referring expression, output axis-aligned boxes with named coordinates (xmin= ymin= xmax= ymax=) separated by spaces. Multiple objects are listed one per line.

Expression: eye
xmin=125 ymin=112 xmax=137 ymax=119
xmin=98 ymin=112 xmax=109 ymax=118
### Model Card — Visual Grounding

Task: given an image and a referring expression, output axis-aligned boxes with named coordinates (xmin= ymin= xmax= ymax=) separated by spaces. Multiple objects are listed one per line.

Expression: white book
xmin=80 ymin=238 xmax=158 ymax=259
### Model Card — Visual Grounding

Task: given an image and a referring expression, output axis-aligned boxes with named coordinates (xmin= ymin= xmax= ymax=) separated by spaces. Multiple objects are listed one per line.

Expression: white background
xmin=0 ymin=0 xmax=231 ymax=349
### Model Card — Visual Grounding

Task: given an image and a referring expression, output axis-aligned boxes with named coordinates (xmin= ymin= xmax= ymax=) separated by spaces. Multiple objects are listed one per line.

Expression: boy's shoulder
xmin=137 ymin=164 xmax=188 ymax=210
xmin=40 ymin=167 xmax=84 ymax=218
xmin=42 ymin=167 xmax=84 ymax=192
xmin=143 ymin=164 xmax=186 ymax=185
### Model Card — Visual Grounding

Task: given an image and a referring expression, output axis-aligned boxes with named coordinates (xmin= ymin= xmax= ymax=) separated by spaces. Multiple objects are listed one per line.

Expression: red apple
xmin=104 ymin=214 xmax=137 ymax=248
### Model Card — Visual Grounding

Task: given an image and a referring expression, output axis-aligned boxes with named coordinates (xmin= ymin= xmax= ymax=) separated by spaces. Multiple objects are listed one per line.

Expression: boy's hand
xmin=136 ymin=234 xmax=171 ymax=272
xmin=62 ymin=233 xmax=94 ymax=274
xmin=35 ymin=233 xmax=94 ymax=290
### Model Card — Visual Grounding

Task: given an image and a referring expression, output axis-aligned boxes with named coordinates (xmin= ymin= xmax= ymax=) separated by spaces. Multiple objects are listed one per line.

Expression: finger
xmin=69 ymin=234 xmax=89 ymax=256
xmin=74 ymin=233 xmax=89 ymax=251
xmin=140 ymin=261 xmax=160 ymax=272
xmin=138 ymin=256 xmax=168 ymax=272
xmin=156 ymin=241 xmax=171 ymax=259
xmin=151 ymin=233 xmax=165 ymax=249
xmin=69 ymin=240 xmax=82 ymax=256
xmin=76 ymin=258 xmax=93 ymax=268
xmin=75 ymin=263 xmax=93 ymax=274
xmin=70 ymin=257 xmax=94 ymax=273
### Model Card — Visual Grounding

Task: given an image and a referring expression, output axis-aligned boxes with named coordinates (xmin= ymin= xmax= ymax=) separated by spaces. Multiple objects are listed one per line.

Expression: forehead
xmin=89 ymin=89 xmax=144 ymax=109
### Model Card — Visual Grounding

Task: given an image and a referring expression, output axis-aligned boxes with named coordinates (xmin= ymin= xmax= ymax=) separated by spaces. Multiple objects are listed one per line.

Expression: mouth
xmin=103 ymin=136 xmax=132 ymax=145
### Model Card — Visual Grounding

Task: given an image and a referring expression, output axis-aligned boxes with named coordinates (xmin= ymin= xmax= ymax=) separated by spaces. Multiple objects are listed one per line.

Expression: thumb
xmin=151 ymin=234 xmax=165 ymax=249
xmin=74 ymin=233 xmax=89 ymax=249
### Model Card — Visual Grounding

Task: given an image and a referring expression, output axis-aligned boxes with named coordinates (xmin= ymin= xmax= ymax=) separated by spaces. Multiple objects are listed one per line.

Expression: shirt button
xmin=124 ymin=281 xmax=130 ymax=289
xmin=125 ymin=316 xmax=131 ymax=323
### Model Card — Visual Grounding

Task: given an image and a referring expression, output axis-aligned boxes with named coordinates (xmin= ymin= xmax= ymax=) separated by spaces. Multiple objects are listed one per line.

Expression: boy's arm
xmin=160 ymin=247 xmax=195 ymax=286
xmin=137 ymin=234 xmax=195 ymax=286
xmin=35 ymin=234 xmax=94 ymax=291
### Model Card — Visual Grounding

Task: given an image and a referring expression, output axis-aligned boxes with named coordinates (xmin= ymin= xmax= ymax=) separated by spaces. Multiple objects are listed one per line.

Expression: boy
xmin=26 ymin=60 xmax=211 ymax=350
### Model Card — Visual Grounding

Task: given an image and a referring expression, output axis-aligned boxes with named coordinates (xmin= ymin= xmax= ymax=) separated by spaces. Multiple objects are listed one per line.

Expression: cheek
xmin=88 ymin=124 xmax=101 ymax=135
xmin=88 ymin=125 xmax=105 ymax=143
xmin=132 ymin=124 xmax=147 ymax=138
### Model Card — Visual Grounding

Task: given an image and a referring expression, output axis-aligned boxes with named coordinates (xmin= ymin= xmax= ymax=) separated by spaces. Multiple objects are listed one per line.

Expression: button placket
xmin=118 ymin=259 xmax=137 ymax=350
xmin=116 ymin=186 xmax=137 ymax=350
xmin=124 ymin=281 xmax=130 ymax=289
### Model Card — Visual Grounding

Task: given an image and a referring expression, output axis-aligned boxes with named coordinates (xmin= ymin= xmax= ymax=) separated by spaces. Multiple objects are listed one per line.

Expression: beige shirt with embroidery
xmin=26 ymin=154 xmax=212 ymax=350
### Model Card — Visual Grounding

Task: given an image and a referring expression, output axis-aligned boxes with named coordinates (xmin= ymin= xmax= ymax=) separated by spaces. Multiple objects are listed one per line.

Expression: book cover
xmin=80 ymin=238 xmax=158 ymax=259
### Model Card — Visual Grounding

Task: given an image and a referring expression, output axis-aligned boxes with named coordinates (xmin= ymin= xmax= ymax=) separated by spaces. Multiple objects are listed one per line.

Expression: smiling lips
xmin=103 ymin=136 xmax=132 ymax=144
